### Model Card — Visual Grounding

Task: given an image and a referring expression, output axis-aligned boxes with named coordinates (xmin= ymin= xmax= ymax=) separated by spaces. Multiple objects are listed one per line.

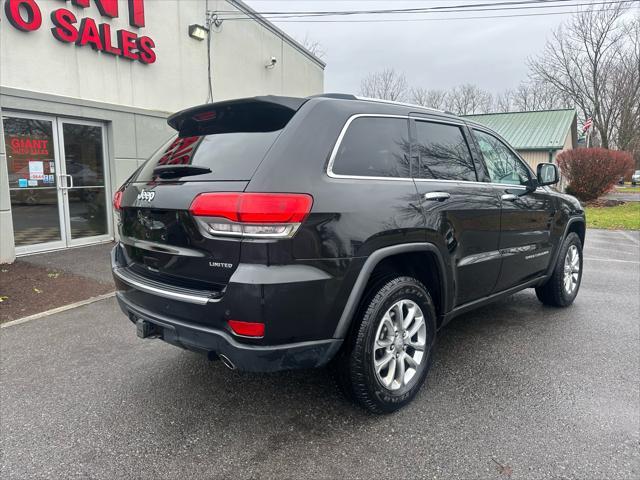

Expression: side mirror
xmin=537 ymin=163 xmax=559 ymax=186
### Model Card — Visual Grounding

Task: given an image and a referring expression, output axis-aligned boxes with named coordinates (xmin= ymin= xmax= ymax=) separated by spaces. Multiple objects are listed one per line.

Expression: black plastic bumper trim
xmin=116 ymin=292 xmax=343 ymax=372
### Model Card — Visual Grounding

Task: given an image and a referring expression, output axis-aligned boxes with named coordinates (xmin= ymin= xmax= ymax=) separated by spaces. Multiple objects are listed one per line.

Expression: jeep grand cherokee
xmin=112 ymin=94 xmax=586 ymax=413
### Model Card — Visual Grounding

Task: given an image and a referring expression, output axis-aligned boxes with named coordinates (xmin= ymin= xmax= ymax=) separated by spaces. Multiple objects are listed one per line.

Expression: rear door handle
xmin=423 ymin=192 xmax=450 ymax=202
xmin=501 ymin=193 xmax=518 ymax=202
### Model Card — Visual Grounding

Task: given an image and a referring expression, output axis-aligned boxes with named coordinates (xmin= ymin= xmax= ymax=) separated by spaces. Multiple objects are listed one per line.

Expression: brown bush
xmin=557 ymin=148 xmax=635 ymax=201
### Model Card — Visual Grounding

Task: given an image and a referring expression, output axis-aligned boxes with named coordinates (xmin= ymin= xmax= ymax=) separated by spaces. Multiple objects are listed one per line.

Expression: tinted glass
xmin=332 ymin=117 xmax=410 ymax=178
xmin=414 ymin=121 xmax=476 ymax=181
xmin=61 ymin=124 xmax=105 ymax=187
xmin=135 ymin=131 xmax=282 ymax=182
xmin=474 ymin=130 xmax=531 ymax=185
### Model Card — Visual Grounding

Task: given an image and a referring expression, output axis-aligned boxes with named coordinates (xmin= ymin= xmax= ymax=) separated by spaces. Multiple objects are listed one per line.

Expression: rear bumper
xmin=111 ymin=243 xmax=345 ymax=371
xmin=116 ymin=293 xmax=342 ymax=372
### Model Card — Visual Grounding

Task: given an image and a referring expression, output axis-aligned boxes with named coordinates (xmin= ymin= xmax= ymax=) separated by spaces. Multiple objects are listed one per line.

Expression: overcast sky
xmin=242 ymin=0 xmax=636 ymax=95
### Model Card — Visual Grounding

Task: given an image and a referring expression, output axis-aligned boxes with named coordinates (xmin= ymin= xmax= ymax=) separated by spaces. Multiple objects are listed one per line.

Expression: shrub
xmin=557 ymin=148 xmax=635 ymax=201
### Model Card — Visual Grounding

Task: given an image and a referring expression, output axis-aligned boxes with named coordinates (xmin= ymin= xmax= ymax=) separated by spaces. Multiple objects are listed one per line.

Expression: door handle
xmin=59 ymin=174 xmax=74 ymax=189
xmin=501 ymin=193 xmax=518 ymax=202
xmin=424 ymin=192 xmax=450 ymax=202
xmin=423 ymin=192 xmax=450 ymax=202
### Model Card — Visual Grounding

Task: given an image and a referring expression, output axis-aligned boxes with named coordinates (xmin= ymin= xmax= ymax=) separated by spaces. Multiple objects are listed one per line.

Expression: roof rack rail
xmin=355 ymin=96 xmax=446 ymax=114
xmin=310 ymin=93 xmax=358 ymax=100
xmin=309 ymin=93 xmax=450 ymax=115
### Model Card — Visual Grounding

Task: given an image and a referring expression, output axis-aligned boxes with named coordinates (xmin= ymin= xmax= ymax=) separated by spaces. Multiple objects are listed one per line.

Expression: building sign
xmin=9 ymin=136 xmax=50 ymax=156
xmin=3 ymin=0 xmax=156 ymax=64
xmin=6 ymin=132 xmax=55 ymax=189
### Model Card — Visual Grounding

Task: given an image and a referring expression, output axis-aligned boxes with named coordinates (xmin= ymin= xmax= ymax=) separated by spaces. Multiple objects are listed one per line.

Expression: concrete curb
xmin=1 ymin=292 xmax=116 ymax=329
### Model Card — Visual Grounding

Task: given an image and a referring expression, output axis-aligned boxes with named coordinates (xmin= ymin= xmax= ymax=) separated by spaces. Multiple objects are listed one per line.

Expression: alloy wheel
xmin=563 ymin=244 xmax=580 ymax=295
xmin=373 ymin=299 xmax=427 ymax=391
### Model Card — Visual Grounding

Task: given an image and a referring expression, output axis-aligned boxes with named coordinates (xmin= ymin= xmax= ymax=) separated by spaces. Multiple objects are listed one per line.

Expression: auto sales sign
xmin=3 ymin=0 xmax=156 ymax=64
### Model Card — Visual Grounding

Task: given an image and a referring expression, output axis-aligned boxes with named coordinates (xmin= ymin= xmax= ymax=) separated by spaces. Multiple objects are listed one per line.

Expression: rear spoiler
xmin=167 ymin=96 xmax=308 ymax=137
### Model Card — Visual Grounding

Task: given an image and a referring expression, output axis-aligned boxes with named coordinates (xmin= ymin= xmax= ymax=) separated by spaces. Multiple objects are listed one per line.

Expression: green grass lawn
xmin=616 ymin=186 xmax=640 ymax=193
xmin=585 ymin=202 xmax=640 ymax=230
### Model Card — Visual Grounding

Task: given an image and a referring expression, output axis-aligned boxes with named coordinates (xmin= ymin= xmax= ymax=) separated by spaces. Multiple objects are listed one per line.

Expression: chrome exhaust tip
xmin=218 ymin=354 xmax=236 ymax=370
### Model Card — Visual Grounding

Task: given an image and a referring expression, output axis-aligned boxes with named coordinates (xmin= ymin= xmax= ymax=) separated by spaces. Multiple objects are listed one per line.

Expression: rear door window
xmin=413 ymin=120 xmax=476 ymax=181
xmin=134 ymin=130 xmax=282 ymax=182
xmin=331 ymin=117 xmax=410 ymax=178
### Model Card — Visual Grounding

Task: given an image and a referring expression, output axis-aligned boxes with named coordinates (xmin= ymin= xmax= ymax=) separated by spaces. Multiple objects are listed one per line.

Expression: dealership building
xmin=0 ymin=0 xmax=325 ymax=263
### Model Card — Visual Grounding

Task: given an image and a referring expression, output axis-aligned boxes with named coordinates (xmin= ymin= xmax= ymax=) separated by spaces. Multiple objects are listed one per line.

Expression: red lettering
xmin=77 ymin=17 xmax=103 ymax=50
xmin=71 ymin=0 xmax=118 ymax=18
xmin=99 ymin=23 xmax=121 ymax=55
xmin=9 ymin=137 xmax=49 ymax=155
xmin=136 ymin=36 xmax=155 ymax=64
xmin=50 ymin=8 xmax=78 ymax=43
xmin=117 ymin=29 xmax=139 ymax=60
xmin=4 ymin=0 xmax=42 ymax=32
xmin=94 ymin=0 xmax=118 ymax=18
xmin=128 ymin=0 xmax=144 ymax=28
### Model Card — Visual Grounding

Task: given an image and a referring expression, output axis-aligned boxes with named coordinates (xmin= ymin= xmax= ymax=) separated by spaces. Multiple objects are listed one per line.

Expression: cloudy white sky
xmin=242 ymin=0 xmax=638 ymax=95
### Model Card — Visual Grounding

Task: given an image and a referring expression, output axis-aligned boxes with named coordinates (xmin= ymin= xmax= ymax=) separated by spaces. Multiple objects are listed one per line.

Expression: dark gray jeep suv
xmin=112 ymin=94 xmax=585 ymax=413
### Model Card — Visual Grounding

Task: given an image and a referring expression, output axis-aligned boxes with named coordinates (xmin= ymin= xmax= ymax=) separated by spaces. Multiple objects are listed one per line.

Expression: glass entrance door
xmin=3 ymin=113 xmax=111 ymax=254
xmin=58 ymin=119 xmax=110 ymax=245
xmin=4 ymin=114 xmax=66 ymax=253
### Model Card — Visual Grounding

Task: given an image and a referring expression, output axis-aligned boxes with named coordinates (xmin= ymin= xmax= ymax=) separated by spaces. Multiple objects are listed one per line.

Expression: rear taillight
xmin=228 ymin=320 xmax=265 ymax=338
xmin=113 ymin=190 xmax=123 ymax=211
xmin=189 ymin=192 xmax=313 ymax=238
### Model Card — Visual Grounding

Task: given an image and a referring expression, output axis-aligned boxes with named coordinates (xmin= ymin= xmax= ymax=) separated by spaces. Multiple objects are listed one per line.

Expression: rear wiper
xmin=152 ymin=165 xmax=212 ymax=179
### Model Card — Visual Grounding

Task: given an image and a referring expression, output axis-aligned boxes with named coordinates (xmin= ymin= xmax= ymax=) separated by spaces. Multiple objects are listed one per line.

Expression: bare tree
xmin=360 ymin=69 xmax=409 ymax=102
xmin=300 ymin=34 xmax=326 ymax=60
xmin=512 ymin=79 xmax=572 ymax=111
xmin=410 ymin=87 xmax=448 ymax=110
xmin=612 ymin=16 xmax=640 ymax=160
xmin=447 ymin=84 xmax=493 ymax=115
xmin=493 ymin=89 xmax=514 ymax=113
xmin=529 ymin=3 xmax=637 ymax=148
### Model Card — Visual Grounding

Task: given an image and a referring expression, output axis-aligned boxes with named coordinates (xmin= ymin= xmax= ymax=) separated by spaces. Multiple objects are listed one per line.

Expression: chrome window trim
xmin=325 ymin=113 xmax=544 ymax=192
xmin=326 ymin=114 xmax=413 ymax=182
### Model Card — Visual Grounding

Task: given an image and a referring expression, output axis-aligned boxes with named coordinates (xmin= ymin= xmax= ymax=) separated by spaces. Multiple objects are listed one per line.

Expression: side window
xmin=332 ymin=117 xmax=410 ymax=178
xmin=414 ymin=121 xmax=476 ymax=181
xmin=473 ymin=130 xmax=531 ymax=186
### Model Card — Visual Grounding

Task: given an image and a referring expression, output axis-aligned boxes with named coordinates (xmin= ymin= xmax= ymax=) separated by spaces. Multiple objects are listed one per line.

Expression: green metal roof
xmin=464 ymin=109 xmax=576 ymax=150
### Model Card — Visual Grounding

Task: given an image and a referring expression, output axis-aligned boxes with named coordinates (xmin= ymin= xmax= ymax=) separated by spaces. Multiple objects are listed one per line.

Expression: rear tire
xmin=535 ymin=232 xmax=583 ymax=307
xmin=333 ymin=276 xmax=437 ymax=414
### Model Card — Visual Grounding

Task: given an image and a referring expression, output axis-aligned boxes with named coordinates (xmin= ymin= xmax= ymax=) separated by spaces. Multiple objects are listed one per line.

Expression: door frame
xmin=56 ymin=117 xmax=113 ymax=248
xmin=6 ymin=111 xmax=68 ymax=256
xmin=4 ymin=110 xmax=113 ymax=256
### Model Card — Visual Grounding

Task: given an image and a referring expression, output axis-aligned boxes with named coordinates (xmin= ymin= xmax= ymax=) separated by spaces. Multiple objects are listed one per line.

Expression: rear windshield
xmin=134 ymin=130 xmax=281 ymax=182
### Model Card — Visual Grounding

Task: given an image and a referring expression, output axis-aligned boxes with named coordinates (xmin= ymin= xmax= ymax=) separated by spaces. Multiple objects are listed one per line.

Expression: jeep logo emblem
xmin=137 ymin=190 xmax=156 ymax=202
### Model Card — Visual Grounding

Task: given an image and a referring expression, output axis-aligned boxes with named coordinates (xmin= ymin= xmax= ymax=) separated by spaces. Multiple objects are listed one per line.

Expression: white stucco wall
xmin=0 ymin=0 xmax=324 ymax=262
xmin=0 ymin=0 xmax=324 ymax=112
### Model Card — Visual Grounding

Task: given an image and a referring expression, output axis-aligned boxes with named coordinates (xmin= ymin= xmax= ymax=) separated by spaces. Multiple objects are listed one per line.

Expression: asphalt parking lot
xmin=1 ymin=229 xmax=639 ymax=479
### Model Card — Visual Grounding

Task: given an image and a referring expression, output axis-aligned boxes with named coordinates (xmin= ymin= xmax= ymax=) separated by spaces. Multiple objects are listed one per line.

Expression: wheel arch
xmin=332 ymin=243 xmax=447 ymax=339
xmin=567 ymin=218 xmax=586 ymax=246
xmin=545 ymin=216 xmax=586 ymax=278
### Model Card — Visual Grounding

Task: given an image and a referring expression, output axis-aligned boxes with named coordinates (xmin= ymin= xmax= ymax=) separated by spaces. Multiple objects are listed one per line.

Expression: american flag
xmin=582 ymin=118 xmax=593 ymax=133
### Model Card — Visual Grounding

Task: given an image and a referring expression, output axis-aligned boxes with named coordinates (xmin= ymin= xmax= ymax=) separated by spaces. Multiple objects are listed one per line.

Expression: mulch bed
xmin=0 ymin=261 xmax=114 ymax=323
xmin=584 ymin=199 xmax=626 ymax=208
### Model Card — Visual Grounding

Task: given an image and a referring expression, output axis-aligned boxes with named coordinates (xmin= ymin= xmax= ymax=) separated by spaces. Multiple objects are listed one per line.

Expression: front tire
xmin=333 ymin=276 xmax=437 ymax=414
xmin=535 ymin=232 xmax=583 ymax=307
